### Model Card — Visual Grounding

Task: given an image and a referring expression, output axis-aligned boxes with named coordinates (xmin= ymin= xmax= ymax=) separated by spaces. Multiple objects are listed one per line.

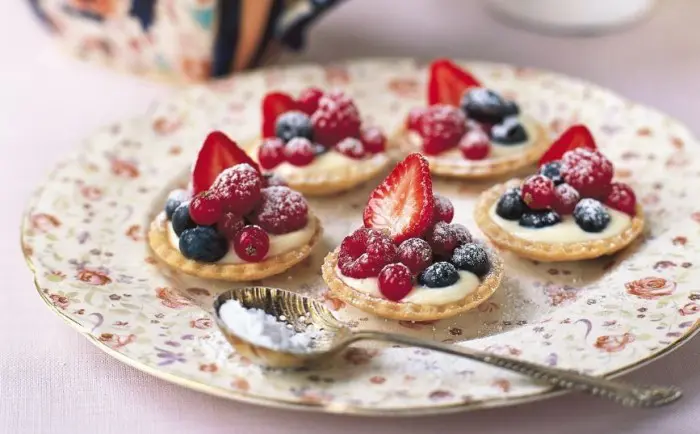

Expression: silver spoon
xmin=213 ymin=286 xmax=682 ymax=408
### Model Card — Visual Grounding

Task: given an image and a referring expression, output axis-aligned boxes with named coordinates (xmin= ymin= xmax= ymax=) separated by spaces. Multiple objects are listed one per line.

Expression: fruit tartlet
xmin=475 ymin=125 xmax=644 ymax=261
xmin=148 ymin=131 xmax=323 ymax=281
xmin=394 ymin=59 xmax=548 ymax=178
xmin=251 ymin=88 xmax=391 ymax=195
xmin=321 ymin=153 xmax=504 ymax=321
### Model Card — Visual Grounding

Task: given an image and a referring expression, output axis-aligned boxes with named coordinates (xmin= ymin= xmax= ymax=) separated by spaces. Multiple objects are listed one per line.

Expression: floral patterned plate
xmin=21 ymin=59 xmax=700 ymax=416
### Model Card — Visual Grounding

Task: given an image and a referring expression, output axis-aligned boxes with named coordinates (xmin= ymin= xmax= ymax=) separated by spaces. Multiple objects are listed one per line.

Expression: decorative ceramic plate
xmin=22 ymin=59 xmax=700 ymax=416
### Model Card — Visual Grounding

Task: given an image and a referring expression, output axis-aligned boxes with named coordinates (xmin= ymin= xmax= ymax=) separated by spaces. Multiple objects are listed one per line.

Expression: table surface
xmin=2 ymin=1 xmax=699 ymax=433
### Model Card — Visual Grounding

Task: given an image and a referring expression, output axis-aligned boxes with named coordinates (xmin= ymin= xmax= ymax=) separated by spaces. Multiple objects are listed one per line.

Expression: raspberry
xmin=552 ymin=183 xmax=580 ymax=215
xmin=360 ymin=127 xmax=386 ymax=154
xmin=338 ymin=253 xmax=382 ymax=278
xmin=378 ymin=263 xmax=414 ymax=301
xmin=459 ymin=129 xmax=490 ymax=160
xmin=258 ymin=138 xmax=286 ymax=170
xmin=217 ymin=212 xmax=244 ymax=240
xmin=262 ymin=173 xmax=287 ymax=188
xmin=233 ymin=225 xmax=270 ymax=262
xmin=418 ymin=105 xmax=466 ymax=155
xmin=406 ymin=107 xmax=426 ymax=132
xmin=311 ymin=90 xmax=361 ymax=146
xmin=521 ymin=175 xmax=555 ymax=210
xmin=397 ymin=238 xmax=433 ymax=274
xmin=250 ymin=186 xmax=309 ymax=235
xmin=426 ymin=221 xmax=459 ymax=257
xmin=451 ymin=223 xmax=472 ymax=245
xmin=605 ymin=182 xmax=637 ymax=216
xmin=365 ymin=232 xmax=398 ymax=265
xmin=284 ymin=137 xmax=315 ymax=167
xmin=433 ymin=194 xmax=454 ymax=223
xmin=211 ymin=164 xmax=262 ymax=215
xmin=297 ymin=87 xmax=324 ymax=115
xmin=335 ymin=137 xmax=366 ymax=160
xmin=340 ymin=227 xmax=379 ymax=257
xmin=189 ymin=190 xmax=223 ymax=226
xmin=337 ymin=230 xmax=396 ymax=278
xmin=561 ymin=148 xmax=614 ymax=198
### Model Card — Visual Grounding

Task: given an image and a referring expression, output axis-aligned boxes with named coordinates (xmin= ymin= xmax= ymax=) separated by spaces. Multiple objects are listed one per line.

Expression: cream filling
xmin=167 ymin=216 xmax=316 ymax=264
xmin=489 ymin=203 xmax=631 ymax=243
xmin=336 ymin=266 xmax=480 ymax=306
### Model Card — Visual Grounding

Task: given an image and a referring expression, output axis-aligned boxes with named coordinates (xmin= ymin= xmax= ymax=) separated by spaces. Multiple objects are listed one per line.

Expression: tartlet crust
xmin=390 ymin=116 xmax=550 ymax=179
xmin=321 ymin=248 xmax=504 ymax=321
xmin=474 ymin=180 xmax=645 ymax=262
xmin=148 ymin=213 xmax=323 ymax=281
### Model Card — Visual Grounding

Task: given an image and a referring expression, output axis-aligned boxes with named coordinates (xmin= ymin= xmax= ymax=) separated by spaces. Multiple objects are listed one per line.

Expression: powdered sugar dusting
xmin=335 ymin=137 xmax=366 ymax=159
xmin=251 ymin=186 xmax=309 ymax=234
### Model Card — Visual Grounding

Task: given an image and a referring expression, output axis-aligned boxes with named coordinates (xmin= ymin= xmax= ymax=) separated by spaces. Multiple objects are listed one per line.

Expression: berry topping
xmin=262 ymin=92 xmax=298 ymax=138
xmin=311 ymin=90 xmax=361 ymax=146
xmin=171 ymin=202 xmax=196 ymax=236
xmin=496 ymin=188 xmax=528 ymax=220
xmin=461 ymin=88 xmax=519 ymax=124
xmin=284 ymin=137 xmax=315 ymax=167
xmin=451 ymin=243 xmax=490 ymax=277
xmin=312 ymin=143 xmax=329 ymax=156
xmin=491 ymin=117 xmax=527 ymax=145
xmin=363 ymin=153 xmax=435 ymax=243
xmin=561 ymin=148 xmax=613 ymax=198
xmin=451 ymin=223 xmax=473 ymax=245
xmin=539 ymin=124 xmax=597 ymax=166
xmin=211 ymin=164 xmax=263 ymax=215
xmin=165 ymin=189 xmax=190 ymax=220
xmin=189 ymin=191 xmax=223 ymax=226
xmin=338 ymin=231 xmax=396 ymax=278
xmin=406 ymin=107 xmax=427 ymax=132
xmin=340 ymin=227 xmax=379 ymax=257
xmin=191 ymin=131 xmax=260 ymax=195
xmin=258 ymin=137 xmax=286 ymax=170
xmin=419 ymin=105 xmax=466 ymax=155
xmin=275 ymin=111 xmax=313 ymax=142
xmin=573 ymin=198 xmax=611 ymax=233
xmin=378 ymin=263 xmax=414 ymax=301
xmin=297 ymin=87 xmax=324 ymax=115
xmin=397 ymin=238 xmax=433 ymax=274
xmin=233 ymin=225 xmax=270 ymax=262
xmin=539 ymin=160 xmax=564 ymax=185
xmin=426 ymin=221 xmax=459 ymax=258
xmin=428 ymin=59 xmax=482 ymax=106
xmin=521 ymin=175 xmax=555 ymax=210
xmin=419 ymin=262 xmax=460 ymax=288
xmin=335 ymin=137 xmax=367 ymax=160
xmin=552 ymin=183 xmax=580 ymax=215
xmin=365 ymin=231 xmax=398 ymax=262
xmin=179 ymin=226 xmax=229 ymax=263
xmin=216 ymin=212 xmax=244 ymax=240
xmin=459 ymin=128 xmax=491 ymax=160
xmin=433 ymin=194 xmax=455 ymax=224
xmin=262 ymin=172 xmax=287 ymax=187
xmin=250 ymin=186 xmax=309 ymax=235
xmin=519 ymin=210 xmax=561 ymax=228
xmin=605 ymin=182 xmax=637 ymax=216
xmin=360 ymin=127 xmax=386 ymax=154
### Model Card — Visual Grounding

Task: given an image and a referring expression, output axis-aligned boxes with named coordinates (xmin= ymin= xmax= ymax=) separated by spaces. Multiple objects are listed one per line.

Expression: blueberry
xmin=491 ymin=117 xmax=528 ymax=145
xmin=419 ymin=262 xmax=460 ymax=288
xmin=496 ymin=188 xmax=528 ymax=220
xmin=451 ymin=243 xmax=490 ymax=277
xmin=275 ymin=111 xmax=313 ymax=142
xmin=519 ymin=210 xmax=561 ymax=228
xmin=178 ymin=226 xmax=228 ymax=263
xmin=312 ymin=143 xmax=328 ymax=157
xmin=164 ymin=189 xmax=190 ymax=220
xmin=461 ymin=88 xmax=518 ymax=124
xmin=539 ymin=161 xmax=564 ymax=185
xmin=573 ymin=199 xmax=611 ymax=233
xmin=171 ymin=202 xmax=196 ymax=236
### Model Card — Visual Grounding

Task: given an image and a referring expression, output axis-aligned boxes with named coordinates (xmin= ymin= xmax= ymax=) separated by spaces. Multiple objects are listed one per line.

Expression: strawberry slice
xmin=191 ymin=131 xmax=260 ymax=194
xmin=262 ymin=92 xmax=298 ymax=138
xmin=538 ymin=124 xmax=597 ymax=166
xmin=428 ymin=59 xmax=482 ymax=106
xmin=363 ymin=153 xmax=435 ymax=243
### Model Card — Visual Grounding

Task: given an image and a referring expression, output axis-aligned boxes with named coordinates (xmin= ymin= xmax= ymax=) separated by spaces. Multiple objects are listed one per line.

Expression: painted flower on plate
xmin=625 ymin=277 xmax=676 ymax=300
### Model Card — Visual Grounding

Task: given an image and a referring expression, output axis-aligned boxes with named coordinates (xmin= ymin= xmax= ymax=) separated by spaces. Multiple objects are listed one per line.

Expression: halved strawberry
xmin=427 ymin=59 xmax=482 ymax=106
xmin=538 ymin=124 xmax=597 ymax=166
xmin=363 ymin=153 xmax=434 ymax=243
xmin=261 ymin=92 xmax=298 ymax=138
xmin=191 ymin=131 xmax=260 ymax=194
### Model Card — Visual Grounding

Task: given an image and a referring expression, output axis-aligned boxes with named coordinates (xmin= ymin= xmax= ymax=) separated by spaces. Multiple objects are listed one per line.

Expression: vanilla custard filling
xmin=336 ymin=266 xmax=481 ymax=306
xmin=489 ymin=204 xmax=631 ymax=243
xmin=166 ymin=214 xmax=316 ymax=264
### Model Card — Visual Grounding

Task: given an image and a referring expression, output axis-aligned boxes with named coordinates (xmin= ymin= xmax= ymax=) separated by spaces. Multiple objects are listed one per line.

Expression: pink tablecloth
xmin=2 ymin=1 xmax=699 ymax=433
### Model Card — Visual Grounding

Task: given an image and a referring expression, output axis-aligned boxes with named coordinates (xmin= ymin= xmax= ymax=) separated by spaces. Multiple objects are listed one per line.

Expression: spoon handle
xmin=349 ymin=331 xmax=681 ymax=408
